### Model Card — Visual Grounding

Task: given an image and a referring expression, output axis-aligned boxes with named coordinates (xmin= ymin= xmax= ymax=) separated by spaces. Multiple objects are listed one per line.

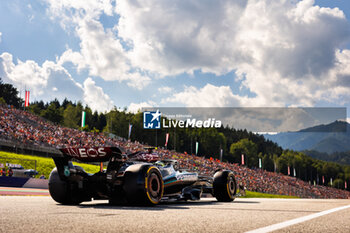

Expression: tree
xmin=332 ymin=179 xmax=344 ymax=189
xmin=0 ymin=77 xmax=23 ymax=107
xmin=40 ymin=102 xmax=63 ymax=124
xmin=322 ymin=162 xmax=341 ymax=182
xmin=63 ymin=104 xmax=80 ymax=128
xmin=28 ymin=103 xmax=42 ymax=115
xmin=34 ymin=100 xmax=46 ymax=110
xmin=229 ymin=138 xmax=258 ymax=166
xmin=0 ymin=97 xmax=6 ymax=105
xmin=106 ymin=110 xmax=129 ymax=138
xmin=61 ymin=98 xmax=71 ymax=109
xmin=50 ymin=99 xmax=60 ymax=109
xmin=98 ymin=113 xmax=107 ymax=131
xmin=91 ymin=111 xmax=99 ymax=129
xmin=263 ymin=154 xmax=274 ymax=171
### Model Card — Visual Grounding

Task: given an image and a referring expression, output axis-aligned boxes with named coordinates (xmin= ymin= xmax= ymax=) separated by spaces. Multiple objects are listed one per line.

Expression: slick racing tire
xmin=123 ymin=164 xmax=164 ymax=205
xmin=48 ymin=167 xmax=83 ymax=205
xmin=213 ymin=170 xmax=236 ymax=202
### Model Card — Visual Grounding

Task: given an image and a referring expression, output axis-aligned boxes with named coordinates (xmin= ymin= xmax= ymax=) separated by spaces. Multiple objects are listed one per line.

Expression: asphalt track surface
xmin=1 ymin=196 xmax=350 ymax=233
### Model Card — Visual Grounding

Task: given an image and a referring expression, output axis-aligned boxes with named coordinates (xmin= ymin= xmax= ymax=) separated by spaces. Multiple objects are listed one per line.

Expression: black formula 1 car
xmin=49 ymin=147 xmax=238 ymax=205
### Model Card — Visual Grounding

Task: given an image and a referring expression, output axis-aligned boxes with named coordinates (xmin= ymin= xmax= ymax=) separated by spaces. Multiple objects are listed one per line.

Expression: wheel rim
xmin=228 ymin=176 xmax=235 ymax=195
xmin=148 ymin=173 xmax=160 ymax=198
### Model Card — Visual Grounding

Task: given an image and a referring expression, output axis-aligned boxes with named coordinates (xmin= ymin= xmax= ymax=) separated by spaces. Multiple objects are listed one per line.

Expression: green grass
xmin=0 ymin=151 xmax=100 ymax=179
xmin=241 ymin=190 xmax=299 ymax=198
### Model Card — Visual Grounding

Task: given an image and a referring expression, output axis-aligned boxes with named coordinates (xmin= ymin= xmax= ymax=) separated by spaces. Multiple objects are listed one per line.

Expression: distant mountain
xmin=298 ymin=120 xmax=347 ymax=133
xmin=263 ymin=121 xmax=350 ymax=154
xmin=303 ymin=150 xmax=350 ymax=166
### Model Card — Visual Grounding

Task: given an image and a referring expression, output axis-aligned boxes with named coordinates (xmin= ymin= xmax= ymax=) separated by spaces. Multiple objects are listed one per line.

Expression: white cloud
xmin=46 ymin=0 xmax=114 ymax=29
xmin=46 ymin=0 xmax=114 ymax=18
xmin=57 ymin=49 xmax=86 ymax=72
xmin=0 ymin=51 xmax=113 ymax=112
xmin=128 ymin=101 xmax=157 ymax=113
xmin=115 ymin=0 xmax=350 ymax=106
xmin=158 ymin=86 xmax=173 ymax=94
xmin=0 ymin=32 xmax=2 ymax=43
xmin=75 ymin=17 xmax=130 ymax=81
xmin=232 ymin=0 xmax=350 ymax=107
xmin=123 ymin=71 xmax=151 ymax=90
xmin=116 ymin=0 xmax=245 ymax=76
xmin=0 ymin=52 xmax=47 ymax=92
xmin=45 ymin=0 xmax=350 ymax=107
xmin=0 ymin=52 xmax=83 ymax=102
xmin=164 ymin=84 xmax=253 ymax=107
xmin=48 ymin=1 xmax=151 ymax=90
xmin=83 ymin=77 xmax=114 ymax=112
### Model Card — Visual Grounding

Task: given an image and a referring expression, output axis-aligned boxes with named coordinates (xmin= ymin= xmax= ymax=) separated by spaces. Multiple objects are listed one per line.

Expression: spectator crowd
xmin=0 ymin=105 xmax=349 ymax=199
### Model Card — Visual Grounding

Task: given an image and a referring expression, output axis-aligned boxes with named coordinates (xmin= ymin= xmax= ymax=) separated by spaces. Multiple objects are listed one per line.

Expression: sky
xmin=1 ymin=0 xmax=350 ymax=117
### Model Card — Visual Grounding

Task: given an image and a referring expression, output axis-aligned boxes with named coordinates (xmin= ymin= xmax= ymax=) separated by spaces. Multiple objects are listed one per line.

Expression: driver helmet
xmin=155 ymin=161 xmax=165 ymax=167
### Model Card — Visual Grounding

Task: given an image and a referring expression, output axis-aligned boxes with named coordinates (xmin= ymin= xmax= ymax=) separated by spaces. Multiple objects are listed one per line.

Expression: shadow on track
xmin=55 ymin=198 xmax=260 ymax=212
xmin=69 ymin=199 xmax=228 ymax=211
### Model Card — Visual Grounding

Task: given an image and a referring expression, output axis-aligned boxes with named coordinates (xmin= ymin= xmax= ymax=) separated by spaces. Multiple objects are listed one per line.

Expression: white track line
xmin=246 ymin=204 xmax=350 ymax=233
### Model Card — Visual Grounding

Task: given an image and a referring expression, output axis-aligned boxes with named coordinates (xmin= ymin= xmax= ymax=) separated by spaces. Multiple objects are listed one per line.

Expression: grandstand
xmin=0 ymin=105 xmax=349 ymax=199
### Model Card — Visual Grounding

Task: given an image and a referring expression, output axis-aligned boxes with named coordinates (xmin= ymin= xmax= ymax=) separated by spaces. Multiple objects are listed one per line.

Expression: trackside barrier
xmin=0 ymin=177 xmax=48 ymax=189
xmin=0 ymin=176 xmax=29 ymax=187
xmin=23 ymin=178 xmax=48 ymax=189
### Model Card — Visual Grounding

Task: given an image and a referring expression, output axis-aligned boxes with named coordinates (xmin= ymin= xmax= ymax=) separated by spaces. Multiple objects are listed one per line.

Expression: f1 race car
xmin=49 ymin=147 xmax=238 ymax=205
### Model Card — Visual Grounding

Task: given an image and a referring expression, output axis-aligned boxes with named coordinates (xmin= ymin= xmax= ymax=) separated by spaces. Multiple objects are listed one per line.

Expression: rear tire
xmin=123 ymin=164 xmax=164 ymax=205
xmin=213 ymin=170 xmax=236 ymax=202
xmin=48 ymin=168 xmax=83 ymax=205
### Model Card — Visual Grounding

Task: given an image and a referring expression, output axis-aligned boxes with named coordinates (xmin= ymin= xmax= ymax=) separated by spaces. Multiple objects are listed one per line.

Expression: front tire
xmin=213 ymin=170 xmax=236 ymax=202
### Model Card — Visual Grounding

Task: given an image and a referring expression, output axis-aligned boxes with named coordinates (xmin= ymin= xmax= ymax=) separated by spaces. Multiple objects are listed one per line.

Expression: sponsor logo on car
xmin=63 ymin=147 xmax=107 ymax=159
xmin=176 ymin=173 xmax=198 ymax=182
